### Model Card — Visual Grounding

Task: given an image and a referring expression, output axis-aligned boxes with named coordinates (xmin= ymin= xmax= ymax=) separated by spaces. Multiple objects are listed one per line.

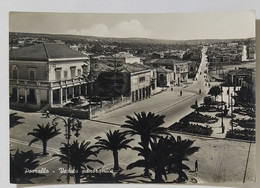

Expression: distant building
xmin=155 ymin=67 xmax=174 ymax=87
xmin=145 ymin=59 xmax=188 ymax=86
xmin=173 ymin=62 xmax=189 ymax=85
xmin=9 ymin=43 xmax=90 ymax=110
xmin=226 ymin=68 xmax=254 ymax=87
xmin=101 ymin=52 xmax=141 ymax=65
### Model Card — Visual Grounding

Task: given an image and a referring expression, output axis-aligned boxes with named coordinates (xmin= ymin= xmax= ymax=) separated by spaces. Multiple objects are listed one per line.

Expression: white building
xmin=9 ymin=43 xmax=90 ymax=110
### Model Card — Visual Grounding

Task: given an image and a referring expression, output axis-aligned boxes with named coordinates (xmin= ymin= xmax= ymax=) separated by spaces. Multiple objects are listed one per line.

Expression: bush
xmin=226 ymin=129 xmax=255 ymax=141
xmin=49 ymin=108 xmax=89 ymax=119
xmin=180 ymin=112 xmax=218 ymax=123
xmin=231 ymin=118 xmax=255 ymax=129
xmin=169 ymin=122 xmax=212 ymax=136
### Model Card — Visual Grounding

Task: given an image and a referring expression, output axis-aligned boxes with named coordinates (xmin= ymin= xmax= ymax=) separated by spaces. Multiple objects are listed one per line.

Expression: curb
xmin=167 ymin=129 xmax=255 ymax=143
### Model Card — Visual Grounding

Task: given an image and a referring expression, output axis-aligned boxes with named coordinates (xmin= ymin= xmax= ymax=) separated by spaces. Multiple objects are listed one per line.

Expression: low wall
xmin=49 ymin=108 xmax=89 ymax=119
xmin=90 ymin=97 xmax=131 ymax=118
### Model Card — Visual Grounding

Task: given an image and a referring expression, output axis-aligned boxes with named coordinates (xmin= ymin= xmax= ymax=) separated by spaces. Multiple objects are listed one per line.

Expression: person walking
xmin=195 ymin=160 xmax=198 ymax=171
xmin=199 ymin=89 xmax=201 ymax=94
xmin=180 ymin=90 xmax=182 ymax=96
xmin=46 ymin=110 xmax=50 ymax=118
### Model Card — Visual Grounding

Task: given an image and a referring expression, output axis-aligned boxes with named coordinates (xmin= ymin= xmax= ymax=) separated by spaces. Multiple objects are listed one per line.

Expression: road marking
xmin=39 ymin=157 xmax=59 ymax=166
xmin=10 ymin=138 xmax=59 ymax=153
xmin=155 ymin=94 xmax=197 ymax=114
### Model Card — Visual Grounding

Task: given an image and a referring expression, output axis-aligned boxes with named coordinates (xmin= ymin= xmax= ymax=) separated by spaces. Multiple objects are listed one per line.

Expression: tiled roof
xmin=228 ymin=68 xmax=253 ymax=76
xmin=121 ymin=63 xmax=150 ymax=73
xmin=9 ymin=43 xmax=89 ymax=61
xmin=155 ymin=67 xmax=173 ymax=73
xmin=152 ymin=59 xmax=187 ymax=65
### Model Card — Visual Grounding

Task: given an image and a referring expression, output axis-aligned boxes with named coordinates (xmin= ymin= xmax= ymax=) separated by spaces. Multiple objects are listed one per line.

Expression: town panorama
xmin=9 ymin=31 xmax=256 ymax=184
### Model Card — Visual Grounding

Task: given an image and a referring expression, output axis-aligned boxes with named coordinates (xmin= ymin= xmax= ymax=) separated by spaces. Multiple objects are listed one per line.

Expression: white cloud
xmin=67 ymin=19 xmax=152 ymax=38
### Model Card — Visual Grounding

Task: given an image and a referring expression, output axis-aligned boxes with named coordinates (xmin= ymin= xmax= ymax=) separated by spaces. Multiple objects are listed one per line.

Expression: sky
xmin=9 ymin=11 xmax=255 ymax=40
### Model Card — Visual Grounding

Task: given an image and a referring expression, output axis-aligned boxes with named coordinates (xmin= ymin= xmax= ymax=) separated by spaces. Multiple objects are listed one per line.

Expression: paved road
xmin=94 ymin=46 xmax=209 ymax=127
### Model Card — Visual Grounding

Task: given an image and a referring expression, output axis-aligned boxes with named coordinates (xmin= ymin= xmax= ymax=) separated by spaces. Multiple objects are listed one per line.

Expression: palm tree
xmin=169 ymin=136 xmax=200 ymax=182
xmin=127 ymin=137 xmax=175 ymax=183
xmin=10 ymin=113 xmax=24 ymax=128
xmin=95 ymin=130 xmax=133 ymax=172
xmin=10 ymin=150 xmax=44 ymax=183
xmin=54 ymin=140 xmax=104 ymax=184
xmin=121 ymin=111 xmax=169 ymax=176
xmin=27 ymin=123 xmax=61 ymax=155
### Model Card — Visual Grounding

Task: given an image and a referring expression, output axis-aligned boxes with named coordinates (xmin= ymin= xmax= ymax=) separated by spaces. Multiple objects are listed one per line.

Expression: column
xmin=16 ymin=88 xmax=19 ymax=103
xmin=78 ymin=85 xmax=81 ymax=96
xmin=59 ymin=88 xmax=63 ymax=104
xmin=24 ymin=89 xmax=28 ymax=104
xmin=72 ymin=86 xmax=75 ymax=98
xmin=48 ymin=89 xmax=53 ymax=107
xmin=64 ymin=88 xmax=67 ymax=102
xmin=36 ymin=89 xmax=41 ymax=107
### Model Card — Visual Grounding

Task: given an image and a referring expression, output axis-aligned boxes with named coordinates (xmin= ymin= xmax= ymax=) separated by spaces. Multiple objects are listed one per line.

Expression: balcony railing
xmin=9 ymin=77 xmax=86 ymax=88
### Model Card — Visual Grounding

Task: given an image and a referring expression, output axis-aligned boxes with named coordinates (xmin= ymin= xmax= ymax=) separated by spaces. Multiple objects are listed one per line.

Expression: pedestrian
xmin=221 ymin=125 xmax=225 ymax=133
xmin=199 ymin=89 xmax=201 ymax=94
xmin=180 ymin=90 xmax=182 ymax=96
xmin=195 ymin=160 xmax=198 ymax=171
xmin=46 ymin=110 xmax=50 ymax=118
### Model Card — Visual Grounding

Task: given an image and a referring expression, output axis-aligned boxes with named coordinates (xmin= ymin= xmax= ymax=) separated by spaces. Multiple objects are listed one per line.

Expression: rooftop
xmin=228 ymin=68 xmax=254 ymax=76
xmin=9 ymin=43 xmax=89 ymax=61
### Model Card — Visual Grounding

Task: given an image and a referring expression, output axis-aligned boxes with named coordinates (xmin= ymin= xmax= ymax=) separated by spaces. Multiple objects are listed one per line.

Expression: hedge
xmin=226 ymin=129 xmax=255 ymax=141
xmin=169 ymin=122 xmax=213 ymax=136
xmin=180 ymin=112 xmax=218 ymax=123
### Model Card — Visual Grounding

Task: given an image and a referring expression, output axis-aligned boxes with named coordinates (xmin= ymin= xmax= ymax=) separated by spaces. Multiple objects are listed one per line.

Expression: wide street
xmin=94 ymin=46 xmax=209 ymax=128
xmin=9 ymin=47 xmax=256 ymax=184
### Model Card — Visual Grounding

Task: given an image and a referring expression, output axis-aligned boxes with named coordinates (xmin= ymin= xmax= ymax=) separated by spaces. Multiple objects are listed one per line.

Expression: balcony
xmin=9 ymin=77 xmax=87 ymax=89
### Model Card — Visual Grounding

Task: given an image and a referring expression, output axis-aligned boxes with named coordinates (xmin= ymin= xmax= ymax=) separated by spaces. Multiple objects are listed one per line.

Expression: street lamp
xmin=52 ymin=116 xmax=82 ymax=184
xmin=221 ymin=85 xmax=225 ymax=133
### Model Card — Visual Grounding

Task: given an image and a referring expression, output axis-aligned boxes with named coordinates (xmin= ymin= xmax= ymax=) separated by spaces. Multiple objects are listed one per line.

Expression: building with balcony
xmin=9 ymin=43 xmax=90 ymax=110
xmin=173 ymin=62 xmax=189 ymax=85
xmin=92 ymin=63 xmax=153 ymax=103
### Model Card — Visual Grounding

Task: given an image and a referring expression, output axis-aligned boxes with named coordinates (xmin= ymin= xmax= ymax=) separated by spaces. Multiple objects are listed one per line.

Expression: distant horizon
xmin=9 ymin=31 xmax=256 ymax=42
xmin=10 ymin=11 xmax=255 ymax=41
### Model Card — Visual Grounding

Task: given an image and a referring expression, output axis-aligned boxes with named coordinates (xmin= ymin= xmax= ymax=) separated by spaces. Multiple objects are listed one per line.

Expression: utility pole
xmin=221 ymin=85 xmax=224 ymax=133
xmin=231 ymin=93 xmax=233 ymax=133
xmin=243 ymin=140 xmax=252 ymax=183
xmin=227 ymin=86 xmax=230 ymax=108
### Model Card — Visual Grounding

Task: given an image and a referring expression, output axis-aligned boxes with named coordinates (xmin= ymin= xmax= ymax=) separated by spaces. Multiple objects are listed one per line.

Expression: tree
xmin=27 ymin=123 xmax=61 ymax=155
xmin=203 ymin=96 xmax=214 ymax=107
xmin=10 ymin=113 xmax=24 ymax=128
xmin=54 ymin=140 xmax=104 ymax=184
xmin=121 ymin=112 xmax=169 ymax=177
xmin=95 ymin=130 xmax=133 ymax=172
xmin=127 ymin=137 xmax=175 ymax=183
xmin=10 ymin=150 xmax=44 ymax=183
xmin=208 ymin=86 xmax=222 ymax=101
xmin=168 ymin=136 xmax=199 ymax=182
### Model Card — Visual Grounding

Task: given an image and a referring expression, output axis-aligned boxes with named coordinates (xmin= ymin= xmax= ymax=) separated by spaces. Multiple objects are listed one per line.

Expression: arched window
xmin=12 ymin=65 xmax=18 ymax=79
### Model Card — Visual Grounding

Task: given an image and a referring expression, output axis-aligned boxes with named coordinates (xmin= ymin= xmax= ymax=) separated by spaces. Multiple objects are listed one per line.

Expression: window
xmin=29 ymin=70 xmax=35 ymax=80
xmin=70 ymin=67 xmax=76 ymax=78
xmin=55 ymin=68 xmax=61 ymax=80
xmin=78 ymin=69 xmax=82 ymax=76
xmin=82 ymin=65 xmax=89 ymax=75
xmin=64 ymin=71 xmax=68 ymax=79
xmin=139 ymin=76 xmax=145 ymax=83
xmin=12 ymin=66 xmax=18 ymax=79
